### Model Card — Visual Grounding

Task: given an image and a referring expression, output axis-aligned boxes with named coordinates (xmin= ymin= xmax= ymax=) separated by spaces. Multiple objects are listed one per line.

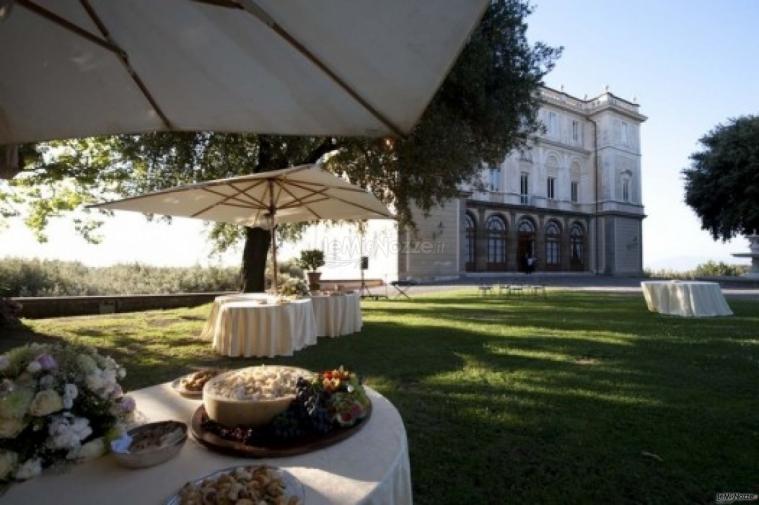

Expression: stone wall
xmin=12 ymin=292 xmax=234 ymax=319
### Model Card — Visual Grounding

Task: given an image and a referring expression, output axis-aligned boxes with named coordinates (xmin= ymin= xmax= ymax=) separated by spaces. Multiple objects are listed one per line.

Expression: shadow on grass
xmin=2 ymin=292 xmax=757 ymax=504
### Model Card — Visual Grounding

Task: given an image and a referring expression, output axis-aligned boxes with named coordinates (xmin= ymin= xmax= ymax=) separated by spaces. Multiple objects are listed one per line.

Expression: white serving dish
xmin=202 ymin=366 xmax=313 ymax=427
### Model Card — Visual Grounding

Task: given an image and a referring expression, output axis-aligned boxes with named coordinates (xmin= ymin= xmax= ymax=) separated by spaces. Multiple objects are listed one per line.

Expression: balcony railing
xmin=539 ymin=88 xmax=640 ymax=115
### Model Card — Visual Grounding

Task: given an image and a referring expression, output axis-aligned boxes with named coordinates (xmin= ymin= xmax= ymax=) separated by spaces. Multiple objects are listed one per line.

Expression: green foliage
xmin=693 ymin=260 xmax=749 ymax=277
xmin=297 ymin=249 xmax=325 ymax=272
xmin=683 ymin=115 xmax=759 ymax=241
xmin=0 ymin=258 xmax=241 ymax=297
xmin=645 ymin=261 xmax=749 ymax=279
xmin=264 ymin=258 xmax=305 ymax=289
xmin=2 ymin=0 xmax=559 ymax=251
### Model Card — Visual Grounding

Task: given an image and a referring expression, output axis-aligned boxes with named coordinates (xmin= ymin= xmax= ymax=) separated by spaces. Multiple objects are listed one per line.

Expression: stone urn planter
xmin=306 ymin=271 xmax=322 ymax=291
xmin=298 ymin=249 xmax=326 ymax=292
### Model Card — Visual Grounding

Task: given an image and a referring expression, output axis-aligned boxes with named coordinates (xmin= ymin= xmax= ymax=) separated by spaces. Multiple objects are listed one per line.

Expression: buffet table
xmin=200 ymin=294 xmax=318 ymax=357
xmin=640 ymin=281 xmax=733 ymax=317
xmin=2 ymin=382 xmax=413 ymax=505
xmin=310 ymin=293 xmax=362 ymax=337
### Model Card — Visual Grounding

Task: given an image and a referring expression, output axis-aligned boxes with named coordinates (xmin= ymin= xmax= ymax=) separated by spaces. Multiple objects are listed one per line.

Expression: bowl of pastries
xmin=203 ymin=366 xmax=313 ymax=427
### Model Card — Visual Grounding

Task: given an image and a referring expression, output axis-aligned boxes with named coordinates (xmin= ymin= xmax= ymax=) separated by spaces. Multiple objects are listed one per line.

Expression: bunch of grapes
xmin=270 ymin=376 xmax=336 ymax=439
xmin=270 ymin=409 xmax=305 ymax=440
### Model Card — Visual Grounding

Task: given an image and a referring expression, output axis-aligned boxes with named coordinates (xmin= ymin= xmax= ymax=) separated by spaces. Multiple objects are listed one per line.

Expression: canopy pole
xmin=268 ymin=179 xmax=278 ymax=292
xmin=270 ymin=222 xmax=278 ymax=292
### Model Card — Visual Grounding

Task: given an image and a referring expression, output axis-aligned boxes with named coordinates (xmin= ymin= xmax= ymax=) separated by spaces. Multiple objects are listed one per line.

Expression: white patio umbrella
xmin=89 ymin=164 xmax=393 ymax=290
xmin=0 ymin=0 xmax=488 ymax=144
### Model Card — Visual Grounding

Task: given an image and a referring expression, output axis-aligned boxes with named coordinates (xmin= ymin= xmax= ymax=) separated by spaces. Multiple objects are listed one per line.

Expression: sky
xmin=1 ymin=0 xmax=758 ymax=270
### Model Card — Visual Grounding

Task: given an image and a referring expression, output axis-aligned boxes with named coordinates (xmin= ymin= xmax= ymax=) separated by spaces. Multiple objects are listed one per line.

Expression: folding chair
xmin=508 ymin=284 xmax=524 ymax=296
xmin=390 ymin=280 xmax=417 ymax=300
xmin=478 ymin=284 xmax=493 ymax=296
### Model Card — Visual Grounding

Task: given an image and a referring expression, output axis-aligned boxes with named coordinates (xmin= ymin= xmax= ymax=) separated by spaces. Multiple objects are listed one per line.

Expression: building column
xmin=508 ymin=211 xmax=519 ymax=271
xmin=535 ymin=214 xmax=545 ymax=272
xmin=475 ymin=207 xmax=488 ymax=272
xmin=560 ymin=216 xmax=571 ymax=271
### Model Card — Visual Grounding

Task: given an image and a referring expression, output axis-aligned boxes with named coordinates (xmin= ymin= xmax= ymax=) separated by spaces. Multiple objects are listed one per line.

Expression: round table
xmin=640 ymin=281 xmax=733 ymax=317
xmin=310 ymin=293 xmax=362 ymax=337
xmin=2 ymin=382 xmax=413 ymax=505
xmin=201 ymin=294 xmax=318 ymax=357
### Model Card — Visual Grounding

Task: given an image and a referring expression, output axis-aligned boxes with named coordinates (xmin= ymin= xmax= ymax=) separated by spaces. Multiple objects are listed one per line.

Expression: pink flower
xmin=36 ymin=354 xmax=57 ymax=371
xmin=119 ymin=396 xmax=136 ymax=413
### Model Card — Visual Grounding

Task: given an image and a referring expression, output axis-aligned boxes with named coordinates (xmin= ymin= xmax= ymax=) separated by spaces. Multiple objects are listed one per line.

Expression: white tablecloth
xmin=311 ymin=293 xmax=363 ymax=337
xmin=200 ymin=294 xmax=318 ymax=357
xmin=3 ymin=383 xmax=413 ymax=505
xmin=641 ymin=281 xmax=733 ymax=317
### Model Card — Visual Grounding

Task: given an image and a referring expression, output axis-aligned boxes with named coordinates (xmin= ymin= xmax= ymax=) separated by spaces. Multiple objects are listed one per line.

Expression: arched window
xmin=517 ymin=218 xmax=536 ymax=271
xmin=570 ymin=223 xmax=585 ymax=269
xmin=486 ymin=215 xmax=507 ymax=270
xmin=464 ymin=213 xmax=476 ymax=271
xmin=519 ymin=220 xmax=534 ymax=233
xmin=545 ymin=221 xmax=561 ymax=267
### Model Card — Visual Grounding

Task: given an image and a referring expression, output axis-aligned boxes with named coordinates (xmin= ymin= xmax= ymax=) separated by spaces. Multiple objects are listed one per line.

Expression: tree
xmin=0 ymin=0 xmax=560 ymax=291
xmin=683 ymin=115 xmax=759 ymax=241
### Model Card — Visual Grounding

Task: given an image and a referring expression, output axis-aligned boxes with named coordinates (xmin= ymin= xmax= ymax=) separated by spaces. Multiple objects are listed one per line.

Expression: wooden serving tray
xmin=190 ymin=401 xmax=372 ymax=458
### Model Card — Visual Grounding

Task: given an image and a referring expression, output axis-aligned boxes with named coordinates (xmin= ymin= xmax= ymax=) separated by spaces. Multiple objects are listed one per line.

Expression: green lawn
xmin=3 ymin=290 xmax=758 ymax=504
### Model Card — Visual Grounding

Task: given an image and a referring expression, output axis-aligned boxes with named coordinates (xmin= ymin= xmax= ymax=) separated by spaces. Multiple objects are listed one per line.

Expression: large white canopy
xmin=0 ymin=0 xmax=488 ymax=144
xmin=89 ymin=164 xmax=393 ymax=226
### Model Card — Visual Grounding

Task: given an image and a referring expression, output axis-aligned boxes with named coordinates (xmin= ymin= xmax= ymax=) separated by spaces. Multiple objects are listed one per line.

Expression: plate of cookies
xmin=172 ymin=369 xmax=225 ymax=398
xmin=165 ymin=464 xmax=304 ymax=505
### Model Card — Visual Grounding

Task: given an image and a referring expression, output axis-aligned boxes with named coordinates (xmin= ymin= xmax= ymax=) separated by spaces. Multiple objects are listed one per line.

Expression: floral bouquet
xmin=278 ymin=277 xmax=310 ymax=298
xmin=0 ymin=343 xmax=135 ymax=482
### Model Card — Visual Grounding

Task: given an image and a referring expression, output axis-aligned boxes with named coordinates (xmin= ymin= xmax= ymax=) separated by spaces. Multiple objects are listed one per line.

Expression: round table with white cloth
xmin=310 ymin=293 xmax=363 ymax=337
xmin=1 ymin=382 xmax=413 ymax=505
xmin=640 ymin=281 xmax=733 ymax=317
xmin=200 ymin=294 xmax=318 ymax=357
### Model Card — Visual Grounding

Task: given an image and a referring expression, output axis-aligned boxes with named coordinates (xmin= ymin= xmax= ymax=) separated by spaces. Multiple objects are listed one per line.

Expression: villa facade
xmin=293 ymin=86 xmax=647 ymax=281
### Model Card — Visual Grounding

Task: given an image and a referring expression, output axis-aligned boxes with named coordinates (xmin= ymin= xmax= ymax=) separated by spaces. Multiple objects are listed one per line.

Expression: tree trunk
xmin=0 ymin=145 xmax=20 ymax=180
xmin=240 ymin=226 xmax=271 ymax=292
xmin=238 ymin=137 xmax=335 ymax=292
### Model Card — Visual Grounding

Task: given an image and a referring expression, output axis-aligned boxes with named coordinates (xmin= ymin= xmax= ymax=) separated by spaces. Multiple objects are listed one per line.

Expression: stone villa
xmin=291 ymin=86 xmax=647 ymax=281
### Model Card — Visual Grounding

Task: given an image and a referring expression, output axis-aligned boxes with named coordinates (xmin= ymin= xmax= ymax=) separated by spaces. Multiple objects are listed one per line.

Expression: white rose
xmin=62 ymin=383 xmax=78 ymax=410
xmin=47 ymin=413 xmax=93 ymax=451
xmin=14 ymin=458 xmax=42 ymax=480
xmin=29 ymin=390 xmax=64 ymax=417
xmin=26 ymin=361 xmax=41 ymax=374
xmin=0 ymin=450 xmax=18 ymax=480
xmin=67 ymin=437 xmax=105 ymax=461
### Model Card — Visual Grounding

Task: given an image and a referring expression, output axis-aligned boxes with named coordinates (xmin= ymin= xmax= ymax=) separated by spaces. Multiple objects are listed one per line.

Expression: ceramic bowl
xmin=203 ymin=366 xmax=312 ymax=427
xmin=111 ymin=420 xmax=187 ymax=469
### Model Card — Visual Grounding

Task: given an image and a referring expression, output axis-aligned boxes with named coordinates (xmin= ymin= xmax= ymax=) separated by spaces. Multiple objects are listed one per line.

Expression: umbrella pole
xmin=271 ymin=223 xmax=278 ymax=292
xmin=268 ymin=179 xmax=278 ymax=293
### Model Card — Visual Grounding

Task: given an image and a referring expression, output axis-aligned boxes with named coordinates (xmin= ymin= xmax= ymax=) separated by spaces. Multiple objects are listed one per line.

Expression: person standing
xmin=526 ymin=254 xmax=537 ymax=274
